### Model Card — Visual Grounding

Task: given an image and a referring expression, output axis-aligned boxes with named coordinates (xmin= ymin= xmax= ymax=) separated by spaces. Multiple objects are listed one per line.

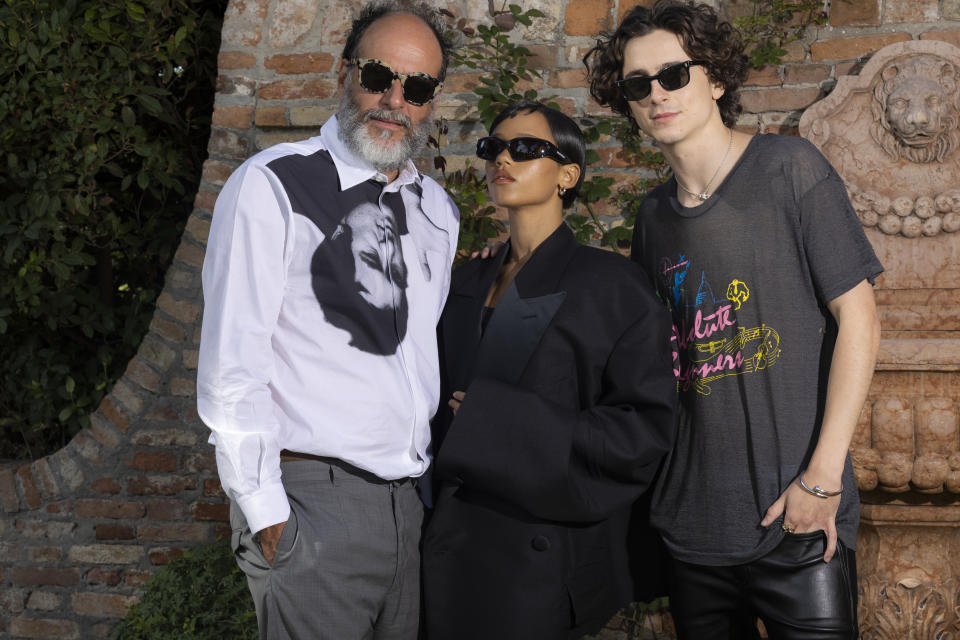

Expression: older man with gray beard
xmin=196 ymin=1 xmax=459 ymax=638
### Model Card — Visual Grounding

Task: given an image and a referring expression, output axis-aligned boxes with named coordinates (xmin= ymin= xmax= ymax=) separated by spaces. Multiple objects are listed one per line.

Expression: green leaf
xmin=65 ymin=377 xmax=75 ymax=394
xmin=137 ymin=93 xmax=163 ymax=116
xmin=121 ymin=105 xmax=136 ymax=127
xmin=58 ymin=407 xmax=73 ymax=422
xmin=126 ymin=3 xmax=146 ymax=22
xmin=174 ymin=26 xmax=187 ymax=48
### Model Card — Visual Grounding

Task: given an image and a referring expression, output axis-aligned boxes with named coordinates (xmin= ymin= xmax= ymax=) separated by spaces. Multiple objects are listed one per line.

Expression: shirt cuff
xmin=236 ymin=482 xmax=291 ymax=535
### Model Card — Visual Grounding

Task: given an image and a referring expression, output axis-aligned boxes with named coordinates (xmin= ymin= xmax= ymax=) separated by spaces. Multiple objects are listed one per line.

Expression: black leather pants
xmin=668 ymin=531 xmax=858 ymax=640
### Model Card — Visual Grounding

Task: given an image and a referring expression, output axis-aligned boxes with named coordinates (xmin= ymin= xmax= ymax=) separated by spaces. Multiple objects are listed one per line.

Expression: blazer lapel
xmin=472 ymin=223 xmax=579 ymax=385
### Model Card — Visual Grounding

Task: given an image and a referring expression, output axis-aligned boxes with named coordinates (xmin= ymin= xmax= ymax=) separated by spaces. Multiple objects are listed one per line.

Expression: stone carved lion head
xmin=870 ymin=56 xmax=960 ymax=163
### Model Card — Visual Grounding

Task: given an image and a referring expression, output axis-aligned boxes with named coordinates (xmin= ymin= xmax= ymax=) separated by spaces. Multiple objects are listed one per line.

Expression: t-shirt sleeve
xmin=796 ymin=156 xmax=884 ymax=304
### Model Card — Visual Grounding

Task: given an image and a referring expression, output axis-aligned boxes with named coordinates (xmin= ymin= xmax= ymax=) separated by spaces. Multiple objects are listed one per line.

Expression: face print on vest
xmin=268 ymin=149 xmax=411 ymax=355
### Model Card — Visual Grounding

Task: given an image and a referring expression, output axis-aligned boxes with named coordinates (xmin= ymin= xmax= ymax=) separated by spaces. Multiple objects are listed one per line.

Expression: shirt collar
xmin=320 ymin=115 xmax=422 ymax=191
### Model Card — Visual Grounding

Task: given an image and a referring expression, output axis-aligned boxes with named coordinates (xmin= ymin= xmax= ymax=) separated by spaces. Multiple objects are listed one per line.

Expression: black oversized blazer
xmin=422 ymin=223 xmax=677 ymax=639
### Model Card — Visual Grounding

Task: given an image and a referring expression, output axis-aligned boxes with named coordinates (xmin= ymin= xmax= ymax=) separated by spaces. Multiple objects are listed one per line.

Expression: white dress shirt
xmin=197 ymin=116 xmax=459 ymax=533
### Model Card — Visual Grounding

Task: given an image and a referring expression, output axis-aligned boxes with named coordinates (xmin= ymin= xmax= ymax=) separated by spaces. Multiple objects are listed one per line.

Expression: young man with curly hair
xmin=585 ymin=1 xmax=882 ymax=638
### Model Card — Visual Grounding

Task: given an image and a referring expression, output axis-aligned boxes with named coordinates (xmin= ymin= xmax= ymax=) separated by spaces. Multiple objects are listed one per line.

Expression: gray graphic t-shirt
xmin=631 ymin=134 xmax=883 ymax=565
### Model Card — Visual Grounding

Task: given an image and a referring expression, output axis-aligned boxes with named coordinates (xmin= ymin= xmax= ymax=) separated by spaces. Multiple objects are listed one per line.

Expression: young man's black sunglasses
xmin=616 ymin=60 xmax=706 ymax=102
xmin=476 ymin=136 xmax=572 ymax=164
xmin=348 ymin=58 xmax=442 ymax=106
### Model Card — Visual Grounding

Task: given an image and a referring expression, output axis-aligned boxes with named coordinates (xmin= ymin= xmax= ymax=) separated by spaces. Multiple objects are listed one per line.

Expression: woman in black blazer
xmin=422 ymin=101 xmax=677 ymax=639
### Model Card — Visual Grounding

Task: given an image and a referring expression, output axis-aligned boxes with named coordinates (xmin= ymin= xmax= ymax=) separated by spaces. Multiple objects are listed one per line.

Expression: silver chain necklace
xmin=675 ymin=128 xmax=734 ymax=202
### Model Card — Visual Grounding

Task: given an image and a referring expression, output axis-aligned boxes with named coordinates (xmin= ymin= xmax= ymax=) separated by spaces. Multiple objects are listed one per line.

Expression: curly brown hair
xmin=584 ymin=0 xmax=749 ymax=130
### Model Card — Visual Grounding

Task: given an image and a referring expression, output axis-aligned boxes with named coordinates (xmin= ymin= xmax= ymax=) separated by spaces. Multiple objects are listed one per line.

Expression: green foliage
xmin=0 ymin=0 xmax=226 ymax=458
xmin=608 ymin=597 xmax=673 ymax=639
xmin=112 ymin=540 xmax=258 ymax=640
xmin=734 ymin=0 xmax=829 ymax=69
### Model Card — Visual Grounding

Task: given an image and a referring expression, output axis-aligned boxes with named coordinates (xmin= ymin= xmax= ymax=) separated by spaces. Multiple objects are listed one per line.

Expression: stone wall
xmin=1 ymin=0 xmax=959 ymax=638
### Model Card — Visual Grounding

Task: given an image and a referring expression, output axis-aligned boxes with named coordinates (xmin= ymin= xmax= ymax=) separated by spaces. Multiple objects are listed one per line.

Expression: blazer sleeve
xmin=435 ymin=305 xmax=677 ymax=523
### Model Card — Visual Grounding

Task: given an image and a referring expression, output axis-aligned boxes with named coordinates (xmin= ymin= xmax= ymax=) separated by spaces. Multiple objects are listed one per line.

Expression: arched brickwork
xmin=2 ymin=1 xmax=959 ymax=637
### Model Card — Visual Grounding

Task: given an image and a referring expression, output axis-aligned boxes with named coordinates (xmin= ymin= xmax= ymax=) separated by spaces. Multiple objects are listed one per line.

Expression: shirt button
xmin=531 ymin=535 xmax=551 ymax=552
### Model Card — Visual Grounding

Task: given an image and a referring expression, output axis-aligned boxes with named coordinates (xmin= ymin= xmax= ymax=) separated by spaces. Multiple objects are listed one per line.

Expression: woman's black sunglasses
xmin=476 ymin=136 xmax=572 ymax=164
xmin=348 ymin=58 xmax=442 ymax=106
xmin=616 ymin=60 xmax=706 ymax=102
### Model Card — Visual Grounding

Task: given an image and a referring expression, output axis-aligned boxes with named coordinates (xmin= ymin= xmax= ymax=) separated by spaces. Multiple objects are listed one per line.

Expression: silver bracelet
xmin=799 ymin=475 xmax=842 ymax=499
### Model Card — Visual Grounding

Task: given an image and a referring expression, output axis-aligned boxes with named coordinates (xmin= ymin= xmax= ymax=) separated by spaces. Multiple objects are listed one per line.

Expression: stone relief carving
xmin=858 ymin=576 xmax=959 ymax=640
xmin=871 ymin=57 xmax=960 ymax=164
xmin=799 ymin=40 xmax=960 ymax=238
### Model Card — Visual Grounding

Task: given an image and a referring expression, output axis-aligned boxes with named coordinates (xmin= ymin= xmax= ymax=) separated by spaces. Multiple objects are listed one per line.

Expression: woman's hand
xmin=448 ymin=390 xmax=466 ymax=415
xmin=760 ymin=479 xmax=841 ymax=562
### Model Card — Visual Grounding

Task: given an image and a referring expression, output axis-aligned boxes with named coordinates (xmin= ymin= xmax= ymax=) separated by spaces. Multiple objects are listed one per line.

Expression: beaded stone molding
xmin=800 ymin=41 xmax=960 ymax=239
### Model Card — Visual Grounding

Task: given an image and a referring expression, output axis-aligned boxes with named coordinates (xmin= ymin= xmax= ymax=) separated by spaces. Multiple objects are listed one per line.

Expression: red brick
xmin=76 ymin=499 xmax=144 ymax=520
xmin=549 ymin=68 xmax=588 ymax=89
xmin=124 ymin=569 xmax=153 ymax=587
xmin=265 ymin=53 xmax=334 ymax=74
xmin=15 ymin=519 xmax=76 ymax=539
xmin=216 ymin=74 xmax=257 ymax=97
xmin=185 ymin=214 xmax=211 ymax=245
xmin=16 ymin=465 xmax=42 ymax=510
xmin=8 ymin=616 xmax=79 ymax=639
xmin=131 ymin=429 xmax=198 ymax=447
xmin=565 ymin=0 xmax=613 ymax=36
xmin=86 ymin=569 xmax=122 ymax=586
xmin=138 ymin=523 xmax=209 ymax=543
xmin=146 ymin=499 xmax=187 ymax=521
xmin=525 ymin=45 xmax=561 ymax=70
xmin=44 ymin=500 xmax=72 ymax=515
xmin=221 ymin=0 xmax=268 ymax=47
xmin=72 ymin=592 xmax=139 ymax=618
xmin=25 ymin=591 xmax=60 ymax=611
xmin=67 ymin=544 xmax=143 ymax=564
xmin=828 ymin=0 xmax=880 ymax=26
xmin=25 ymin=547 xmax=61 ymax=563
xmin=149 ymin=546 xmax=186 ymax=565
xmin=215 ymin=523 xmax=232 ymax=540
xmin=95 ymin=524 xmax=136 ymax=541
xmin=0 ymin=467 xmax=19 ymax=512
xmin=67 ymin=431 xmax=103 ymax=465
xmin=443 ymin=72 xmax=482 ymax=93
xmin=810 ymin=33 xmax=911 ymax=61
xmin=744 ymin=66 xmax=781 ymax=87
xmin=921 ymin=30 xmax=960 ymax=48
xmin=126 ymin=451 xmax=178 ymax=473
xmin=255 ymin=106 xmax=288 ymax=127
xmin=740 ymin=87 xmax=822 ymax=113
xmin=31 ymin=459 xmax=59 ymax=499
xmin=201 ymin=159 xmax=236 ymax=186
xmin=127 ymin=475 xmax=197 ymax=496
xmin=884 ymin=0 xmax=938 ymax=23
xmin=218 ymin=51 xmax=256 ymax=69
xmin=148 ymin=316 xmax=187 ymax=344
xmin=191 ymin=501 xmax=230 ymax=522
xmin=784 ymin=63 xmax=831 ymax=85
xmin=171 ymin=377 xmax=196 ymax=397
xmin=156 ymin=292 xmax=200 ymax=324
xmin=147 ymin=406 xmax=179 ymax=423
xmin=0 ymin=542 xmax=21 ymax=561
xmin=207 ymin=128 xmax=250 ymax=161
xmin=258 ymin=79 xmax=336 ymax=100
xmin=184 ymin=452 xmax=217 ymax=474
xmin=204 ymin=478 xmax=226 ymax=498
xmin=619 ymin=0 xmax=656 ymax=22
xmin=96 ymin=397 xmax=130 ymax=432
xmin=212 ymin=105 xmax=254 ymax=129
xmin=109 ymin=380 xmax=145 ymax=415
xmin=11 ymin=567 xmax=81 ymax=586
xmin=171 ymin=241 xmax=204 ymax=270
xmin=91 ymin=477 xmax=121 ymax=495
xmin=0 ymin=588 xmax=26 ymax=614
xmin=88 ymin=416 xmax=122 ymax=449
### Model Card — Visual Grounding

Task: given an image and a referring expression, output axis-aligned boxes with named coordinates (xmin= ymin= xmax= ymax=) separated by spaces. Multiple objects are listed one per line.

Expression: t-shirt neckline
xmin=669 ymin=133 xmax=763 ymax=218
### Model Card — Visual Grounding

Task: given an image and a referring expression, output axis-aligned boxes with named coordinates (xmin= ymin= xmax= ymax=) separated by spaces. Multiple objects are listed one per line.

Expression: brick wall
xmin=1 ymin=1 xmax=958 ymax=637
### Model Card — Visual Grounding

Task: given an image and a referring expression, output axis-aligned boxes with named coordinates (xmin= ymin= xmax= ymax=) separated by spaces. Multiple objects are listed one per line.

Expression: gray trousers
xmin=230 ymin=457 xmax=423 ymax=640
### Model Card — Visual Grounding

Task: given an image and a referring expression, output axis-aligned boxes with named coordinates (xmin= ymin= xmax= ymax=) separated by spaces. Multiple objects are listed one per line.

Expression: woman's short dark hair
xmin=342 ymin=0 xmax=452 ymax=81
xmin=584 ymin=0 xmax=749 ymax=130
xmin=489 ymin=101 xmax=587 ymax=209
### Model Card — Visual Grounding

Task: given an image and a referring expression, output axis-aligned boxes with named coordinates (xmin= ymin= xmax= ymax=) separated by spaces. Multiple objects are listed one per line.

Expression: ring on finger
xmin=782 ymin=523 xmax=795 ymax=533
